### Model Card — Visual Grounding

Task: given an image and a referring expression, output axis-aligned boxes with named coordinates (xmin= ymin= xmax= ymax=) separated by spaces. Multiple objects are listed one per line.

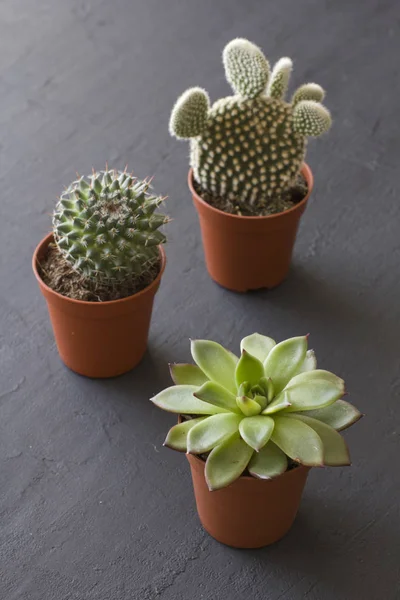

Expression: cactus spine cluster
xmin=169 ymin=39 xmax=331 ymax=206
xmin=53 ymin=169 xmax=167 ymax=282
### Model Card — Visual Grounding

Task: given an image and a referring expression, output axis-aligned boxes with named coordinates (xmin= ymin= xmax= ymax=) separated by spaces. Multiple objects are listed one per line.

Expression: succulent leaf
xmin=248 ymin=442 xmax=288 ymax=479
xmin=236 ymin=395 xmax=262 ymax=416
xmin=235 ymin=350 xmax=265 ymax=387
xmin=294 ymin=349 xmax=317 ymax=374
xmin=239 ymin=415 xmax=275 ymax=451
xmin=271 ymin=416 xmax=324 ymax=466
xmin=283 ymin=370 xmax=345 ymax=412
xmin=205 ymin=435 xmax=254 ymax=491
xmin=264 ymin=336 xmax=308 ymax=394
xmin=169 ymin=363 xmax=209 ymax=387
xmin=251 ymin=384 xmax=265 ymax=397
xmin=267 ymin=57 xmax=292 ymax=99
xmin=240 ymin=333 xmax=276 ymax=363
xmin=258 ymin=376 xmax=275 ymax=401
xmin=292 ymin=83 xmax=325 ymax=106
xmin=293 ymin=101 xmax=332 ymax=137
xmin=187 ymin=414 xmax=242 ymax=454
xmin=164 ymin=417 xmax=205 ymax=452
xmin=301 ymin=400 xmax=362 ymax=431
xmin=169 ymin=87 xmax=210 ymax=139
xmin=194 ymin=381 xmax=241 ymax=414
xmin=263 ymin=391 xmax=291 ymax=414
xmin=288 ymin=415 xmax=350 ymax=466
xmin=190 ymin=340 xmax=238 ymax=394
xmin=223 ymin=38 xmax=270 ymax=99
xmin=265 ymin=377 xmax=275 ymax=401
xmin=237 ymin=381 xmax=252 ymax=397
xmin=253 ymin=394 xmax=268 ymax=411
xmin=289 ymin=369 xmax=343 ymax=385
xmin=151 ymin=385 xmax=228 ymax=415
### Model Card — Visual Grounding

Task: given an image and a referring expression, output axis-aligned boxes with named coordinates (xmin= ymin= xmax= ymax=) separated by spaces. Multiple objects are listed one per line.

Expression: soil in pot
xmin=193 ymin=172 xmax=308 ymax=217
xmin=39 ymin=242 xmax=161 ymax=302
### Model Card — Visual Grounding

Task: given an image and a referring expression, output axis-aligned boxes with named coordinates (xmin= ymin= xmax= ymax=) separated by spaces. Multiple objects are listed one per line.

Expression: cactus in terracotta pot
xmin=33 ymin=167 xmax=169 ymax=379
xmin=151 ymin=333 xmax=361 ymax=491
xmin=169 ymin=38 xmax=331 ymax=206
xmin=53 ymin=168 xmax=168 ymax=282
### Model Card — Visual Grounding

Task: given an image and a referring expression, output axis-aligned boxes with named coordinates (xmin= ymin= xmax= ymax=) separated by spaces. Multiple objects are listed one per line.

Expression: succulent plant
xmin=151 ymin=334 xmax=361 ymax=491
xmin=53 ymin=168 xmax=168 ymax=282
xmin=169 ymin=38 xmax=331 ymax=206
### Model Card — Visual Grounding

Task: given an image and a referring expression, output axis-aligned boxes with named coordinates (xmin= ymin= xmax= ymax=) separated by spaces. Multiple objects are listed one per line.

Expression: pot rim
xmin=188 ymin=163 xmax=313 ymax=221
xmin=32 ymin=232 xmax=167 ymax=307
xmin=178 ymin=416 xmax=311 ymax=482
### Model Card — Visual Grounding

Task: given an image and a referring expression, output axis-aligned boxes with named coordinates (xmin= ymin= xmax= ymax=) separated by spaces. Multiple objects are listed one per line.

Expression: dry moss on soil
xmin=39 ymin=243 xmax=160 ymax=302
xmin=194 ymin=173 xmax=308 ymax=217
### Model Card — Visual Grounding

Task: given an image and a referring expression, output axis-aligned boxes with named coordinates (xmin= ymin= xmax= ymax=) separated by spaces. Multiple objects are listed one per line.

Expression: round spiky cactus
xmin=53 ymin=169 xmax=167 ymax=282
xmin=169 ymin=38 xmax=332 ymax=206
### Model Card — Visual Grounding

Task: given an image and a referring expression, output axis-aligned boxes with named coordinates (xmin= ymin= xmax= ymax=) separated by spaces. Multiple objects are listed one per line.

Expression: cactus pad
xmin=170 ymin=38 xmax=331 ymax=208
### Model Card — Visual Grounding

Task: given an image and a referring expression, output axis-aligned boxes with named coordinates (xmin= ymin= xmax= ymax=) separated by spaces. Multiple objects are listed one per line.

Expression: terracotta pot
xmin=186 ymin=453 xmax=310 ymax=548
xmin=189 ymin=164 xmax=313 ymax=292
xmin=32 ymin=233 xmax=166 ymax=378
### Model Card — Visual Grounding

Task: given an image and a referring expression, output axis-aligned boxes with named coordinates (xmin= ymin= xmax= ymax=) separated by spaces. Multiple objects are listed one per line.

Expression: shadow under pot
xmin=186 ymin=448 xmax=310 ymax=549
xmin=32 ymin=233 xmax=166 ymax=378
xmin=189 ymin=163 xmax=313 ymax=292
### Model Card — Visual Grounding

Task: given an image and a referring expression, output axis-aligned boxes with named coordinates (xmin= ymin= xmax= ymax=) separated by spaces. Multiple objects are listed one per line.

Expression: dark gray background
xmin=1 ymin=1 xmax=399 ymax=598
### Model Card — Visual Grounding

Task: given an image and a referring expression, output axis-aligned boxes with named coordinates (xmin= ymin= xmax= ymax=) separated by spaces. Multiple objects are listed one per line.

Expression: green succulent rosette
xmin=151 ymin=334 xmax=361 ymax=491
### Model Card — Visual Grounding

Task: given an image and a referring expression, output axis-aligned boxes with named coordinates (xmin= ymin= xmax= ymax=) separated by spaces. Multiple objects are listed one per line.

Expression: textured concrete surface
xmin=1 ymin=1 xmax=399 ymax=598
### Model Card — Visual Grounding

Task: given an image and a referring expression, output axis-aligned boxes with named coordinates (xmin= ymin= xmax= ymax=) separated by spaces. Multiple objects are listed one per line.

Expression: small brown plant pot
xmin=32 ymin=233 xmax=166 ymax=378
xmin=189 ymin=164 xmax=314 ymax=292
xmin=186 ymin=453 xmax=310 ymax=548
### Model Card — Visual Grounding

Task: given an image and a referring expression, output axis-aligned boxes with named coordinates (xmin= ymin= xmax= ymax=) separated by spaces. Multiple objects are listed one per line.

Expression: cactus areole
xmin=151 ymin=334 xmax=361 ymax=491
xmin=53 ymin=168 xmax=168 ymax=286
xmin=169 ymin=38 xmax=331 ymax=212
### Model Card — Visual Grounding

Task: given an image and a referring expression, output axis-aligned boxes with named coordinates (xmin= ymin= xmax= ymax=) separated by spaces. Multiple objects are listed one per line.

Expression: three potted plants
xmin=151 ymin=333 xmax=362 ymax=548
xmin=32 ymin=168 xmax=168 ymax=378
xmin=169 ymin=38 xmax=331 ymax=291
xmin=33 ymin=38 xmax=362 ymax=550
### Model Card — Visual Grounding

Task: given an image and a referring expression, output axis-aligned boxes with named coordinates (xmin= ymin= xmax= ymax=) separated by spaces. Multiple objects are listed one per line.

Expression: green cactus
xmin=53 ymin=168 xmax=168 ymax=282
xmin=169 ymin=38 xmax=331 ymax=206
xmin=151 ymin=334 xmax=361 ymax=491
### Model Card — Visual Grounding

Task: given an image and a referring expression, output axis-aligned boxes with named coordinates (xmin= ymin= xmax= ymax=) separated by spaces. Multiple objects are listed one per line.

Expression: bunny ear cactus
xmin=53 ymin=168 xmax=168 ymax=283
xmin=169 ymin=38 xmax=331 ymax=206
xmin=151 ymin=334 xmax=361 ymax=491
